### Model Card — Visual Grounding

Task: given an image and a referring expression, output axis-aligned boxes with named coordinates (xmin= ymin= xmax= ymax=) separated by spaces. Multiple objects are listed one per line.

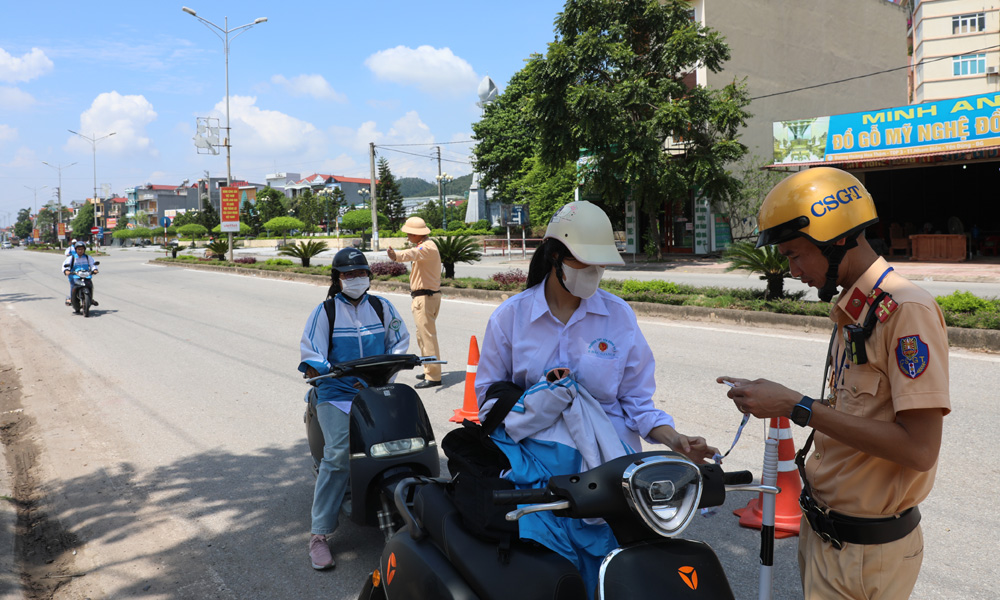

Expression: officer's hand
xmin=386 ymin=247 xmax=396 ymax=261
xmin=721 ymin=377 xmax=801 ymax=419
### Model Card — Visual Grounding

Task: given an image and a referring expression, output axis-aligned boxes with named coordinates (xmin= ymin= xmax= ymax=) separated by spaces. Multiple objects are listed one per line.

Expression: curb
xmin=152 ymin=260 xmax=1000 ymax=353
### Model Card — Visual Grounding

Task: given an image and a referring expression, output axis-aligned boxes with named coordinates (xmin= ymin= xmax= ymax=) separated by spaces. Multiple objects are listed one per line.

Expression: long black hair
xmin=326 ymin=267 xmax=342 ymax=299
xmin=526 ymin=238 xmax=572 ymax=289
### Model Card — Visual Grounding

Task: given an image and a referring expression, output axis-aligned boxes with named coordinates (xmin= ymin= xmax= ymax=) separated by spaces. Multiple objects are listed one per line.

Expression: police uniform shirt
xmin=474 ymin=275 xmax=675 ymax=452
xmin=808 ymin=257 xmax=951 ymax=517
xmin=393 ymin=238 xmax=441 ymax=292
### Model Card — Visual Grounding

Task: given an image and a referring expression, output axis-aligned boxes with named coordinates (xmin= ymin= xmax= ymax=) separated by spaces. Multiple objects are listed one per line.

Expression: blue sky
xmin=1 ymin=0 xmax=568 ymax=222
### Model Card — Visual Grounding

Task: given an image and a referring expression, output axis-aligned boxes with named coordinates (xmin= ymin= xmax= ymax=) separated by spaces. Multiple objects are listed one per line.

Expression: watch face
xmin=791 ymin=405 xmax=809 ymax=427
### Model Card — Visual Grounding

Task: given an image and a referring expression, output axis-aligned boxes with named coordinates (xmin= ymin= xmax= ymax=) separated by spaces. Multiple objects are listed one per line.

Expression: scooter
xmin=304 ymin=354 xmax=444 ymax=540
xmin=357 ymin=451 xmax=778 ymax=600
xmin=69 ymin=262 xmax=99 ymax=317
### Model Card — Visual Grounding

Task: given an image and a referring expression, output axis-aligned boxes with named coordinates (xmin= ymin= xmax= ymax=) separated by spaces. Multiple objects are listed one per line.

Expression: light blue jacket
xmin=298 ymin=293 xmax=409 ymax=413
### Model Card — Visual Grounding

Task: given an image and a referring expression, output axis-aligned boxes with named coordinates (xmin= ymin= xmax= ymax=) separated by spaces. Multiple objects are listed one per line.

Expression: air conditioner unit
xmin=987 ymin=66 xmax=998 ymax=75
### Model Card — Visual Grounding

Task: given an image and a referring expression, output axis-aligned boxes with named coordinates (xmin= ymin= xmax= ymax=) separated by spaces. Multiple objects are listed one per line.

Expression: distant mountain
xmin=397 ymin=174 xmax=474 ymax=198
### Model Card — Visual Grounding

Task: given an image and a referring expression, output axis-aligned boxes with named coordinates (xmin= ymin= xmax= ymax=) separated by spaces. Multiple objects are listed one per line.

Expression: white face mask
xmin=341 ymin=276 xmax=370 ymax=299
xmin=562 ymin=264 xmax=605 ymax=299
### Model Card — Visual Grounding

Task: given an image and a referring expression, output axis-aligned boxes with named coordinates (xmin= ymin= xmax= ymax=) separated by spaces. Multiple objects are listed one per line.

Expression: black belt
xmin=411 ymin=289 xmax=440 ymax=297
xmin=800 ymin=493 xmax=921 ymax=549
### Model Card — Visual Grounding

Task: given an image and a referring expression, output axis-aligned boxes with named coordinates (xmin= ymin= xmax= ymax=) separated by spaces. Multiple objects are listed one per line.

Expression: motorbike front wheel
xmin=82 ymin=288 xmax=91 ymax=317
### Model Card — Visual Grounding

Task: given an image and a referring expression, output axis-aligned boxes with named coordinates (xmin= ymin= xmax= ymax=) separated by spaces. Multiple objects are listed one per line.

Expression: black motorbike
xmin=357 ymin=451 xmax=778 ymax=600
xmin=304 ymin=354 xmax=444 ymax=540
xmin=69 ymin=262 xmax=99 ymax=317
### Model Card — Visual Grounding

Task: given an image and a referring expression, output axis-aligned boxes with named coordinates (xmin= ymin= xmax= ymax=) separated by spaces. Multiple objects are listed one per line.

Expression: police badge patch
xmin=895 ymin=335 xmax=929 ymax=379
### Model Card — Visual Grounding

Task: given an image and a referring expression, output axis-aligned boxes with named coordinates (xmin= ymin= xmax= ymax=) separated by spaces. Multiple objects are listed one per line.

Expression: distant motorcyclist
xmin=64 ymin=239 xmax=77 ymax=256
xmin=62 ymin=240 xmax=99 ymax=307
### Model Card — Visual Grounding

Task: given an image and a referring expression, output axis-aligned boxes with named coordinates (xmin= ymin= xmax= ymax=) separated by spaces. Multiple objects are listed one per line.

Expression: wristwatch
xmin=790 ymin=396 xmax=815 ymax=427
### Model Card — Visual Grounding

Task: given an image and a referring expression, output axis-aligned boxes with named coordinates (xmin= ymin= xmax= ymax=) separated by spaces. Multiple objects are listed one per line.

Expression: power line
xmin=378 ymin=140 xmax=473 ymax=147
xmin=752 ymin=43 xmax=1000 ymax=101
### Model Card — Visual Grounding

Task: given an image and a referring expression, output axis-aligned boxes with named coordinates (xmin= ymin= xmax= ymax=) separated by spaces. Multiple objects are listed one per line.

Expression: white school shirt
xmin=474 ymin=276 xmax=674 ymax=451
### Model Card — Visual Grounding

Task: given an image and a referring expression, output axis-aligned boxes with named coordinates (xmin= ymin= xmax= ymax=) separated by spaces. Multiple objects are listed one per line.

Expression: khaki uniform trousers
xmin=412 ymin=293 xmax=441 ymax=381
xmin=798 ymin=515 xmax=924 ymax=600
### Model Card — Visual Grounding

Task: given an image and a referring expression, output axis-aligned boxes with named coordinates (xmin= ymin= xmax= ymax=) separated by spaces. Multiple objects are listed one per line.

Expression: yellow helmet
xmin=756 ymin=167 xmax=878 ymax=248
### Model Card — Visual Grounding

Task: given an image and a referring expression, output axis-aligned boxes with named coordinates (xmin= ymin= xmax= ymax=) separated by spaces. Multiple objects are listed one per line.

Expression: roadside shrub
xmin=370 ymin=260 xmax=408 ymax=277
xmin=265 ymin=258 xmax=294 ymax=266
xmin=234 ymin=257 xmax=257 ymax=265
xmin=621 ymin=279 xmax=681 ymax=295
xmin=936 ymin=290 xmax=991 ymax=313
xmin=491 ymin=269 xmax=527 ymax=288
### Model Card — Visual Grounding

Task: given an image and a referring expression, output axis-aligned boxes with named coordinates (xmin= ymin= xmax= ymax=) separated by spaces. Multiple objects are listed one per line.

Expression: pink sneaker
xmin=309 ymin=534 xmax=335 ymax=570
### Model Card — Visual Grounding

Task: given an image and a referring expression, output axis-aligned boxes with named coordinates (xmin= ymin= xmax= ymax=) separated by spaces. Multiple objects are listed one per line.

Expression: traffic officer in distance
xmin=718 ymin=167 xmax=950 ymax=600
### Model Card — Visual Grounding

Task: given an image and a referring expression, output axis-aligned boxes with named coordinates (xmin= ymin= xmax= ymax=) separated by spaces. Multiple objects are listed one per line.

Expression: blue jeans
xmin=312 ymin=402 xmax=350 ymax=535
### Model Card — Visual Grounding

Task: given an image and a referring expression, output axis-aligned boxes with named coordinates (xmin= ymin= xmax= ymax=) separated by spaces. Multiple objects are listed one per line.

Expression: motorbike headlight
xmin=370 ymin=437 xmax=426 ymax=458
xmin=621 ymin=455 xmax=702 ymax=537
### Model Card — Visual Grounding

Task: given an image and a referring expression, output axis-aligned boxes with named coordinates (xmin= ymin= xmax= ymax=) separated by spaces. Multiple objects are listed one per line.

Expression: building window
xmin=953 ymin=53 xmax=986 ymax=76
xmin=952 ymin=13 xmax=986 ymax=35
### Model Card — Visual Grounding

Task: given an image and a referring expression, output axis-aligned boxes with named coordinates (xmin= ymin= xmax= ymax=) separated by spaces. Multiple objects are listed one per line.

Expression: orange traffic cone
xmin=733 ymin=416 xmax=802 ymax=538
xmin=450 ymin=336 xmax=481 ymax=423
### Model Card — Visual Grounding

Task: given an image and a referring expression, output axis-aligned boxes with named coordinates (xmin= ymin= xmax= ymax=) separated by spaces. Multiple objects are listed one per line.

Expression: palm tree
xmin=206 ymin=239 xmax=231 ymax=261
xmin=723 ymin=240 xmax=791 ymax=300
xmin=431 ymin=234 xmax=482 ymax=279
xmin=279 ymin=240 xmax=328 ymax=267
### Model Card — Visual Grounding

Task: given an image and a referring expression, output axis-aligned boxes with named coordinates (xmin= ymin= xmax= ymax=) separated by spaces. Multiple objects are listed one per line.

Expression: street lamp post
xmin=68 ymin=129 xmax=115 ymax=245
xmin=24 ymin=185 xmax=48 ymax=218
xmin=41 ymin=161 xmax=77 ymax=248
xmin=183 ymin=6 xmax=267 ymax=262
xmin=358 ymin=187 xmax=373 ymax=250
xmin=436 ymin=172 xmax=453 ymax=231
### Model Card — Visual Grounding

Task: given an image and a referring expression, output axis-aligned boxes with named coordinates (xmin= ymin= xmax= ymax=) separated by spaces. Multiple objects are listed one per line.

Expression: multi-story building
xmin=654 ymin=0 xmax=911 ymax=252
xmin=904 ymin=1 xmax=1000 ymax=103
xmin=283 ymin=174 xmax=374 ymax=207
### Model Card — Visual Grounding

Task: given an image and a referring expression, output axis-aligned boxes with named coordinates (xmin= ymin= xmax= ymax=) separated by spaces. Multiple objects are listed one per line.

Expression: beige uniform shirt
xmin=807 ymin=257 xmax=951 ymax=517
xmin=393 ymin=238 xmax=441 ymax=292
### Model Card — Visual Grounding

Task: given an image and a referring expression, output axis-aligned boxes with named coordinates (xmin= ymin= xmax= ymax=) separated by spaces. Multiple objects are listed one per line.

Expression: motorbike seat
xmin=414 ymin=483 xmax=586 ymax=600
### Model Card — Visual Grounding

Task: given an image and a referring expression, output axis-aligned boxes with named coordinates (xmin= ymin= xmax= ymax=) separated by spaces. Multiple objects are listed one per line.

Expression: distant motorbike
xmin=69 ymin=262 xmax=99 ymax=317
xmin=304 ymin=354 xmax=445 ymax=540
xmin=358 ymin=451 xmax=779 ymax=600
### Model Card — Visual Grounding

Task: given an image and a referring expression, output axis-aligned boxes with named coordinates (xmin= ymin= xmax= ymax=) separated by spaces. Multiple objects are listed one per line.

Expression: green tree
xmin=241 ymin=197 xmax=262 ymax=236
xmin=71 ymin=203 xmax=96 ymax=242
xmin=510 ymin=157 xmax=577 ymax=232
xmin=262 ymin=216 xmax=304 ymax=245
xmin=36 ymin=204 xmax=58 ymax=244
xmin=723 ymin=152 xmax=787 ymax=242
xmin=723 ymin=240 xmax=790 ymax=300
xmin=255 ymin=187 xmax=288 ymax=225
xmin=177 ymin=223 xmax=209 ymax=246
xmin=294 ymin=189 xmax=322 ymax=232
xmin=472 ymin=65 xmax=538 ymax=205
xmin=376 ymin=157 xmax=406 ymax=230
xmin=531 ymin=0 xmax=751 ymax=258
xmin=431 ymin=234 xmax=482 ymax=278
xmin=172 ymin=210 xmax=197 ymax=228
xmin=14 ymin=208 xmax=32 ymax=239
xmin=195 ymin=196 xmax=220 ymax=233
xmin=319 ymin=188 xmax=345 ymax=235
xmin=341 ymin=209 xmax=387 ymax=233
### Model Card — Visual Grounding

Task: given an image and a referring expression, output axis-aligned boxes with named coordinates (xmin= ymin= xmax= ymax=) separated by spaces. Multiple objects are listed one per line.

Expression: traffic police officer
xmin=719 ymin=167 xmax=950 ymax=599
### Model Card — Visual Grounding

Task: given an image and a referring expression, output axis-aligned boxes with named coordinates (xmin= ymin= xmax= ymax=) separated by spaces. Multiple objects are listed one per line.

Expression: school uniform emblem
xmin=895 ymin=335 xmax=929 ymax=379
xmin=587 ymin=338 xmax=617 ymax=358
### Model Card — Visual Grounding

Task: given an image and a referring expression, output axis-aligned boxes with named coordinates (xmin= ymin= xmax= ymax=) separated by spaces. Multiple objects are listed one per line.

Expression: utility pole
xmin=369 ymin=142 xmax=379 ymax=251
xmin=436 ymin=146 xmax=443 ymax=230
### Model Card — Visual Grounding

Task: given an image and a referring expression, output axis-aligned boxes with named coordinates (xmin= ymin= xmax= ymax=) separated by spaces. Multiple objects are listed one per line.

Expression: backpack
xmin=441 ymin=381 xmax=524 ymax=563
xmin=323 ymin=295 xmax=384 ymax=332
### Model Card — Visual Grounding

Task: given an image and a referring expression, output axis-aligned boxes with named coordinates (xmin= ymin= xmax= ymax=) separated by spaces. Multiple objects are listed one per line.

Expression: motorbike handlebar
xmin=723 ymin=470 xmax=754 ymax=486
xmin=492 ymin=488 xmax=552 ymax=505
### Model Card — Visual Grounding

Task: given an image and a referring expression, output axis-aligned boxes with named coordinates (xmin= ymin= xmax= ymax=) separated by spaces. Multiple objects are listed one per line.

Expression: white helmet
xmin=544 ymin=201 xmax=624 ymax=265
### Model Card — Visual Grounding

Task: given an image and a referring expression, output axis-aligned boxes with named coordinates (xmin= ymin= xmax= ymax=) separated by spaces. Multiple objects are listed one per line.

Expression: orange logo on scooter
xmin=386 ymin=553 xmax=397 ymax=585
xmin=678 ymin=566 xmax=698 ymax=590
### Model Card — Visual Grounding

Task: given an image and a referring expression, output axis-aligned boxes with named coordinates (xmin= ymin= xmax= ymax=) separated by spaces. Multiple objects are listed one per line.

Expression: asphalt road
xmin=0 ymin=247 xmax=997 ymax=600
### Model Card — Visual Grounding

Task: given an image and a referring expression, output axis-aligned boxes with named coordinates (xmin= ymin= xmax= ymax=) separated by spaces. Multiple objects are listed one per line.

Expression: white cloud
xmin=271 ymin=74 xmax=346 ymax=102
xmin=216 ymin=95 xmax=325 ymax=158
xmin=0 ymin=47 xmax=53 ymax=83
xmin=364 ymin=46 xmax=478 ymax=96
xmin=68 ymin=92 xmax=159 ymax=159
xmin=0 ymin=124 xmax=17 ymax=144
xmin=0 ymin=86 xmax=35 ymax=110
xmin=327 ymin=111 xmax=442 ymax=180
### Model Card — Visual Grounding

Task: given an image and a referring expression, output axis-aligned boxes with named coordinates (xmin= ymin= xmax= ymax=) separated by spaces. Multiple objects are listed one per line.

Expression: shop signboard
xmin=773 ymin=91 xmax=1000 ymax=165
xmin=220 ymin=187 xmax=241 ymax=233
xmin=713 ymin=213 xmax=733 ymax=250
xmin=694 ymin=198 xmax=710 ymax=254
xmin=624 ymin=201 xmax=637 ymax=254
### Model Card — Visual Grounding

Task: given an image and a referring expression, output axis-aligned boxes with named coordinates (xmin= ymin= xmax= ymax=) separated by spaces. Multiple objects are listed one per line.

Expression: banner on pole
xmin=220 ymin=187 xmax=241 ymax=233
